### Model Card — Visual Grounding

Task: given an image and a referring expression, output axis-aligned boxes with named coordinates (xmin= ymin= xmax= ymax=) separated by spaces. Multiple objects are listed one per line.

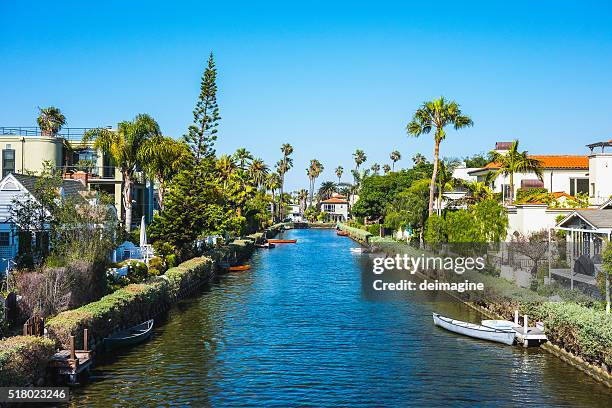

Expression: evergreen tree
xmin=184 ymin=52 xmax=221 ymax=161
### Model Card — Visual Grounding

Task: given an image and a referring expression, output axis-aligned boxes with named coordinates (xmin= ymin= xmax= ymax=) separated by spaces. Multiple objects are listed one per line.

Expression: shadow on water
xmin=70 ymin=229 xmax=612 ymax=407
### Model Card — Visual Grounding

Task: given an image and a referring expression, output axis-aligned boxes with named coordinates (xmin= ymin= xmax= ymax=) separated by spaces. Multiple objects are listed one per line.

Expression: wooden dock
xmin=512 ymin=311 xmax=548 ymax=347
xmin=48 ymin=330 xmax=92 ymax=384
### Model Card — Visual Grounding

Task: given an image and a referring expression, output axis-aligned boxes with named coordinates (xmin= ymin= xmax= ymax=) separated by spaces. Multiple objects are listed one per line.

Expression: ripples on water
xmin=72 ymin=229 xmax=612 ymax=407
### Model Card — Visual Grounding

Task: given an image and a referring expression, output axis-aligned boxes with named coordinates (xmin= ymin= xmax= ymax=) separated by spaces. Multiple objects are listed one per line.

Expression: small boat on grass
xmin=268 ymin=239 xmax=297 ymax=244
xmin=104 ymin=319 xmax=154 ymax=350
xmin=337 ymin=230 xmax=349 ymax=236
xmin=432 ymin=313 xmax=516 ymax=345
xmin=227 ymin=265 xmax=251 ymax=272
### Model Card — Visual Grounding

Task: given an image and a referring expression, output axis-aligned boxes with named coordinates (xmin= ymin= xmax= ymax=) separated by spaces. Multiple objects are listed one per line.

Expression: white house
xmin=586 ymin=140 xmax=612 ymax=205
xmin=320 ymin=194 xmax=349 ymax=222
xmin=287 ymin=203 xmax=304 ymax=222
xmin=0 ymin=173 xmax=88 ymax=272
xmin=468 ymin=151 xmax=590 ymax=202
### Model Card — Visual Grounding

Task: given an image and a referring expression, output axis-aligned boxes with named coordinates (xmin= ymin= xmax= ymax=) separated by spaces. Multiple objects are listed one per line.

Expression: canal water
xmin=72 ymin=229 xmax=612 ymax=407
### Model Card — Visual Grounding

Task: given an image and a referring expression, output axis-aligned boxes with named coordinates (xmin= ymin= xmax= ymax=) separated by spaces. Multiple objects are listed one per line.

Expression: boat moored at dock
xmin=433 ymin=313 xmax=516 ymax=345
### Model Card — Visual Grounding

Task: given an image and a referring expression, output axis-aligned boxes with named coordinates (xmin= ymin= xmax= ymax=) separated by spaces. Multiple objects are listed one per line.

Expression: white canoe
xmin=433 ymin=313 xmax=516 ymax=346
xmin=481 ymin=319 xmax=518 ymax=330
xmin=350 ymin=247 xmax=364 ymax=253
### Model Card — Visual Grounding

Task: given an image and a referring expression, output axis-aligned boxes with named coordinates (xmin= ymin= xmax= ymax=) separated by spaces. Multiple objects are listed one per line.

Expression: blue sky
xmin=1 ymin=1 xmax=612 ymax=190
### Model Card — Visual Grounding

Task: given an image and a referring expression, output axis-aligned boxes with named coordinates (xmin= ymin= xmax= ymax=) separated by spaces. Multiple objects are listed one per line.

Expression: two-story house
xmin=0 ymin=127 xmax=154 ymax=228
xmin=320 ymin=194 xmax=349 ymax=222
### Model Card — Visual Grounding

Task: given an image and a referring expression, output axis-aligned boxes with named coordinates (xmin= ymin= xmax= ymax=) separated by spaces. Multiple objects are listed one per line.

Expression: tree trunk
xmin=428 ymin=140 xmax=440 ymax=216
xmin=123 ymin=173 xmax=133 ymax=232
xmin=271 ymin=189 xmax=276 ymax=223
xmin=509 ymin=172 xmax=515 ymax=204
xmin=279 ymin=177 xmax=284 ymax=221
xmin=392 ymin=162 xmax=395 ymax=171
xmin=157 ymin=177 xmax=165 ymax=211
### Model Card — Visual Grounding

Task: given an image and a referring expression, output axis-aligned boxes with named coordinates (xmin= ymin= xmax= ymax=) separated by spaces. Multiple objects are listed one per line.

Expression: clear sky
xmin=2 ymin=1 xmax=612 ymax=190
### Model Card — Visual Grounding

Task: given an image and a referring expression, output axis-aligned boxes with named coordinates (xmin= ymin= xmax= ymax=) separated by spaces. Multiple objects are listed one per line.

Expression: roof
xmin=558 ymin=209 xmax=612 ymax=230
xmin=321 ymin=197 xmax=348 ymax=204
xmin=574 ymin=210 xmax=612 ymax=229
xmin=11 ymin=173 xmax=87 ymax=203
xmin=483 ymin=155 xmax=589 ymax=170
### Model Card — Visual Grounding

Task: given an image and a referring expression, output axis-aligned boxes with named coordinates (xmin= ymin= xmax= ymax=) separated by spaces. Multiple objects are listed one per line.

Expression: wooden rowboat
xmin=104 ymin=319 xmax=154 ymax=350
xmin=267 ymin=239 xmax=297 ymax=244
xmin=336 ymin=231 xmax=349 ymax=236
xmin=227 ymin=265 xmax=251 ymax=272
xmin=433 ymin=313 xmax=516 ymax=345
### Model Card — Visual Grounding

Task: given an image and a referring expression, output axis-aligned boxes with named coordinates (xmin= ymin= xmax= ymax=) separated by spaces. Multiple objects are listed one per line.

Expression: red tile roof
xmin=321 ymin=198 xmax=348 ymax=203
xmin=485 ymin=155 xmax=589 ymax=170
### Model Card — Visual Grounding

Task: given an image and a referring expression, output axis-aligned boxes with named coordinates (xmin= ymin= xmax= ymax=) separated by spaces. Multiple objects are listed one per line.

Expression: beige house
xmin=0 ymin=127 xmax=153 ymax=227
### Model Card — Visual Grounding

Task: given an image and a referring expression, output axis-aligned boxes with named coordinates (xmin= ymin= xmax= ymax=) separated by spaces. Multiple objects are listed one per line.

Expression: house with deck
xmin=0 ymin=126 xmax=154 ymax=227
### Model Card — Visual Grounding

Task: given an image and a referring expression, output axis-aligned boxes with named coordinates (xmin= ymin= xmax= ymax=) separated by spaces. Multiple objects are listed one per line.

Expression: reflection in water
xmin=72 ymin=229 xmax=612 ymax=407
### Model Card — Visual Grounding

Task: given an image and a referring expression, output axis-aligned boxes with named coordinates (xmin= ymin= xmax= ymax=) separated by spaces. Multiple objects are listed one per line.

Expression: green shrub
xmin=148 ymin=256 xmax=165 ymax=276
xmin=118 ymin=260 xmax=149 ymax=283
xmin=0 ymin=336 xmax=55 ymax=386
xmin=516 ymin=187 xmax=548 ymax=203
xmin=47 ymin=257 xmax=212 ymax=349
xmin=366 ymin=224 xmax=381 ymax=236
xmin=337 ymin=223 xmax=372 ymax=243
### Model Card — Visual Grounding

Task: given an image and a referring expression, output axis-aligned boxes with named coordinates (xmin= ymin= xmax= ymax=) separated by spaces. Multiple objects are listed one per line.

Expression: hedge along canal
xmin=0 ymin=228 xmax=280 ymax=387
xmin=70 ymin=228 xmax=612 ymax=407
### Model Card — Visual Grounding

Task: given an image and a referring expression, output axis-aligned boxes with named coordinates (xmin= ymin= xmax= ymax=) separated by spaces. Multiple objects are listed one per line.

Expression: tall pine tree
xmin=185 ymin=52 xmax=221 ymax=161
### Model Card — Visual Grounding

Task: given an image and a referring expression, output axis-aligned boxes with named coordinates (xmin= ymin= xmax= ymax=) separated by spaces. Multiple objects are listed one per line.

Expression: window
xmin=0 ymin=232 xmax=9 ymax=247
xmin=569 ymin=178 xmax=589 ymax=196
xmin=591 ymin=183 xmax=595 ymax=198
xmin=2 ymin=149 xmax=15 ymax=177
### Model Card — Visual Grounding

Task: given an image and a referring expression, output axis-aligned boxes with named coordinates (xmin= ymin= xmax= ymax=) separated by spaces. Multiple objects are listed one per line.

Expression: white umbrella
xmin=139 ymin=216 xmax=147 ymax=247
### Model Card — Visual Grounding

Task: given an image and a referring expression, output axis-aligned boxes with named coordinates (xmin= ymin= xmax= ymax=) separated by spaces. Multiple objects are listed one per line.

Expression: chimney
xmin=73 ymin=170 xmax=89 ymax=186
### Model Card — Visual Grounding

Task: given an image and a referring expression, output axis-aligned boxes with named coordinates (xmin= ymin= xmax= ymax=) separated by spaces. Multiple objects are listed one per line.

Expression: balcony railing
xmin=0 ymin=126 xmax=112 ymax=141
xmin=57 ymin=166 xmax=117 ymax=180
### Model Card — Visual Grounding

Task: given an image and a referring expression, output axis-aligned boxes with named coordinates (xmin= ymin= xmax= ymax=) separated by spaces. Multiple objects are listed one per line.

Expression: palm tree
xmin=407 ymin=97 xmax=473 ymax=216
xmin=233 ymin=148 xmax=253 ymax=170
xmin=465 ymin=180 xmax=494 ymax=203
xmin=216 ymin=154 xmax=237 ymax=192
xmin=390 ymin=150 xmax=401 ymax=171
xmin=383 ymin=164 xmax=391 ymax=175
xmin=335 ymin=166 xmax=343 ymax=183
xmin=353 ymin=149 xmax=367 ymax=170
xmin=278 ymin=143 xmax=294 ymax=220
xmin=307 ymin=159 xmax=324 ymax=207
xmin=488 ymin=140 xmax=543 ymax=203
xmin=412 ymin=153 xmax=427 ymax=165
xmin=138 ymin=136 xmax=192 ymax=210
xmin=249 ymin=158 xmax=269 ymax=189
xmin=371 ymin=163 xmax=380 ymax=174
xmin=84 ymin=114 xmax=161 ymax=231
xmin=37 ymin=106 xmax=66 ymax=136
xmin=266 ymin=172 xmax=281 ymax=221
xmin=297 ymin=189 xmax=309 ymax=213
xmin=318 ymin=181 xmax=337 ymax=200
xmin=435 ymin=160 xmax=459 ymax=215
